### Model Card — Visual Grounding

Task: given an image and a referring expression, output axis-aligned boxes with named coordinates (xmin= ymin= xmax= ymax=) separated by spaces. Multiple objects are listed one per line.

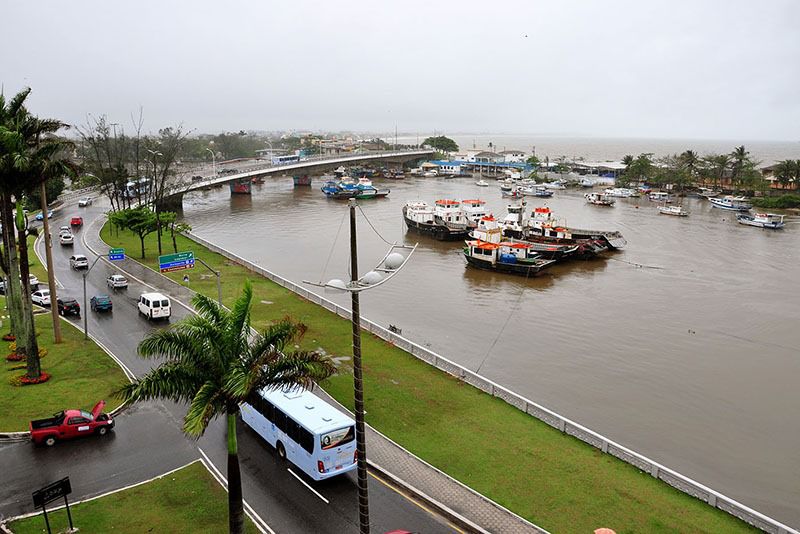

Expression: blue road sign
xmin=109 ymin=248 xmax=125 ymax=261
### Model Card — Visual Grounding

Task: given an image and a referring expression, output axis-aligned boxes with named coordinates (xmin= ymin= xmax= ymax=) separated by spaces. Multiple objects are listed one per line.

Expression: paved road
xmin=0 ymin=201 xmax=456 ymax=534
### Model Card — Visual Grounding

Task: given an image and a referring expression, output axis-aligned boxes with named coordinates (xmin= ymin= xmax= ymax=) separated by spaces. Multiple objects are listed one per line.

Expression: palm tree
xmin=622 ymin=154 xmax=634 ymax=169
xmin=729 ymin=145 xmax=749 ymax=189
xmin=680 ymin=150 xmax=699 ymax=182
xmin=773 ymin=160 xmax=793 ymax=190
xmin=1 ymin=90 xmax=74 ymax=378
xmin=119 ymin=283 xmax=336 ymax=534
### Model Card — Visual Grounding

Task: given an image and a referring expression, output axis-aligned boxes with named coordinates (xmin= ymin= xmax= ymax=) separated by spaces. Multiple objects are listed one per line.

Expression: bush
xmin=751 ymin=194 xmax=800 ymax=209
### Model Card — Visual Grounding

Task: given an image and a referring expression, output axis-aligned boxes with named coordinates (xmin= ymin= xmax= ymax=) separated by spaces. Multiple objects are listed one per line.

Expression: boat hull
xmin=403 ymin=212 xmax=470 ymax=241
xmin=463 ymin=254 xmax=556 ymax=276
xmin=736 ymin=216 xmax=784 ymax=229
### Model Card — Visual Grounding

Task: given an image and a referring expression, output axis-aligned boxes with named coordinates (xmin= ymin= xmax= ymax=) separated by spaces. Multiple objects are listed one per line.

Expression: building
xmin=499 ymin=150 xmax=528 ymax=163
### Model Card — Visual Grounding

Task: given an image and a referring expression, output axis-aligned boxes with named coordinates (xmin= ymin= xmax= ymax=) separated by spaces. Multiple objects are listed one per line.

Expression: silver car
xmin=69 ymin=254 xmax=89 ymax=269
xmin=106 ymin=274 xmax=128 ymax=289
xmin=78 ymin=197 xmax=93 ymax=207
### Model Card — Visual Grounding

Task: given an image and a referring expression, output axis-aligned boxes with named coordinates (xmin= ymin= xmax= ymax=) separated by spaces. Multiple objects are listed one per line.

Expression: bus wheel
xmin=276 ymin=442 xmax=286 ymax=460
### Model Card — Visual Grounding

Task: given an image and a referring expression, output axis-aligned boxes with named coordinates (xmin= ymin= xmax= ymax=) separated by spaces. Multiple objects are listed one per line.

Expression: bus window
xmin=321 ymin=426 xmax=355 ymax=450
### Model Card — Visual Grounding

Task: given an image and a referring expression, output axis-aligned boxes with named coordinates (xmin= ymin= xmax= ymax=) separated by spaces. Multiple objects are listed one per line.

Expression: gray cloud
xmin=3 ymin=0 xmax=799 ymax=140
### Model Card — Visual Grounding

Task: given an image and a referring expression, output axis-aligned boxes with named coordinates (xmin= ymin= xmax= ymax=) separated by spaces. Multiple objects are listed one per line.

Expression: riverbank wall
xmin=185 ymin=229 xmax=797 ymax=534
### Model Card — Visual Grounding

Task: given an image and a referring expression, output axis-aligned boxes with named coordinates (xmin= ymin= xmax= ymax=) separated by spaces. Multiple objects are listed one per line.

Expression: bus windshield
xmin=321 ymin=426 xmax=355 ymax=450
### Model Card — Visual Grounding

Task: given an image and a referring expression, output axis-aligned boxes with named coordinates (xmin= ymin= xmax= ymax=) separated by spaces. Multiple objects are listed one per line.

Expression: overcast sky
xmin=3 ymin=0 xmax=799 ymax=140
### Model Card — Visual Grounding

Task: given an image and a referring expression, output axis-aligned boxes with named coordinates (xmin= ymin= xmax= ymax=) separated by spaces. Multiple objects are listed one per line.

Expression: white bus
xmin=241 ymin=387 xmax=357 ymax=480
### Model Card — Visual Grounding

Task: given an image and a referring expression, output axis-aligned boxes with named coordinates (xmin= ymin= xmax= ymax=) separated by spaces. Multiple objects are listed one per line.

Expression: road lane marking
xmin=368 ymin=471 xmax=465 ymax=534
xmin=33 ymin=231 xmax=64 ymax=289
xmin=287 ymin=467 xmax=330 ymax=504
xmin=198 ymin=447 xmax=276 ymax=534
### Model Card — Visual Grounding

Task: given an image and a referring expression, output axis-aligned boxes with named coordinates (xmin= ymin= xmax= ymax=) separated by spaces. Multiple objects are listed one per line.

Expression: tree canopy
xmin=422 ymin=136 xmax=458 ymax=153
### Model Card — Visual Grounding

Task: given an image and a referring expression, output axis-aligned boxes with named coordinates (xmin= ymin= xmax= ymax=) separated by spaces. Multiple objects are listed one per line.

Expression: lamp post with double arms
xmin=304 ymin=198 xmax=416 ymax=534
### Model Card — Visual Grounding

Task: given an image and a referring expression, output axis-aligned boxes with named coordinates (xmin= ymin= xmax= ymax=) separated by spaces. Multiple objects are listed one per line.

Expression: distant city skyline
xmin=3 ymin=0 xmax=800 ymax=141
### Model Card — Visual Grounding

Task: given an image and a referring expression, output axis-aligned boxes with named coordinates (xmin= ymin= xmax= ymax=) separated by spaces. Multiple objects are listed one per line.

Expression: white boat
xmin=422 ymin=170 xmax=439 ymax=177
xmin=648 ymin=191 xmax=671 ymax=203
xmin=579 ymin=177 xmax=596 ymax=188
xmin=658 ymin=205 xmax=689 ymax=217
xmin=697 ymin=187 xmax=719 ymax=198
xmin=542 ymin=181 xmax=566 ymax=190
xmin=585 ymin=192 xmax=615 ymax=206
xmin=461 ymin=199 xmax=488 ymax=227
xmin=408 ymin=167 xmax=423 ymax=175
xmin=499 ymin=198 xmax=529 ymax=238
xmin=475 ymin=179 xmax=489 ymax=187
xmin=736 ymin=212 xmax=785 ymax=229
xmin=402 ymin=200 xmax=470 ymax=240
xmin=519 ymin=186 xmax=553 ymax=198
xmin=709 ymin=195 xmax=752 ymax=211
xmin=604 ymin=187 xmax=638 ymax=198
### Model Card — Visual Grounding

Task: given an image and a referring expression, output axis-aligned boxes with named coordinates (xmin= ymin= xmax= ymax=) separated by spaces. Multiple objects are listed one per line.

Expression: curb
xmin=367 ymin=460 xmax=490 ymax=534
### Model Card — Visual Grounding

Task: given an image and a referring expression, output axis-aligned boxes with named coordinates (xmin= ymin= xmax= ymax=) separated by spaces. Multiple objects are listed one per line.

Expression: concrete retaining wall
xmin=186 ymin=231 xmax=797 ymax=534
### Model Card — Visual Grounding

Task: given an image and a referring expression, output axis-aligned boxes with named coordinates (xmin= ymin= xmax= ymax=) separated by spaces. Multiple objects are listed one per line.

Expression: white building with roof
xmin=499 ymin=150 xmax=528 ymax=163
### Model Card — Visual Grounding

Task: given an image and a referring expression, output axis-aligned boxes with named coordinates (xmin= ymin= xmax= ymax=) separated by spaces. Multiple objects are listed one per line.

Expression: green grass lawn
xmin=8 ymin=461 xmax=259 ymax=534
xmin=101 ymin=222 xmax=757 ymax=533
xmin=0 ymin=301 xmax=128 ymax=432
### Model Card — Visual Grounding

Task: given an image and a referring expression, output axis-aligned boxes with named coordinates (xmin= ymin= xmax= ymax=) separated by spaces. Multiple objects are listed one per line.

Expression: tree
xmin=421 ymin=136 xmax=458 ymax=153
xmin=24 ymin=174 xmax=65 ymax=210
xmin=679 ymin=150 xmax=699 ymax=183
xmin=144 ymin=125 xmax=189 ymax=256
xmin=729 ymin=145 xmax=751 ymax=190
xmin=621 ymin=155 xmax=634 ymax=169
xmin=618 ymin=153 xmax=653 ymax=187
xmin=110 ymin=206 xmax=158 ymax=258
xmin=700 ymin=154 xmax=730 ymax=189
xmin=0 ymin=87 xmax=75 ymax=379
xmin=119 ymin=284 xmax=335 ymax=534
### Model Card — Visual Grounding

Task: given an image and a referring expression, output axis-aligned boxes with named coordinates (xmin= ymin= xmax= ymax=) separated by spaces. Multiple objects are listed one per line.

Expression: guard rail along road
xmin=186 ymin=230 xmax=798 ymax=534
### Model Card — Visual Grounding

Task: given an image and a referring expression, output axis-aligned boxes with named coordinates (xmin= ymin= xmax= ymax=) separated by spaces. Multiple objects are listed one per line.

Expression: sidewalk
xmin=85 ymin=216 xmax=546 ymax=534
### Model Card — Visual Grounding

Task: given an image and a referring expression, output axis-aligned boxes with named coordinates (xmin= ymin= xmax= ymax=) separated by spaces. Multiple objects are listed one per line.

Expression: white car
xmin=28 ymin=274 xmax=39 ymax=286
xmin=78 ymin=197 xmax=93 ymax=207
xmin=107 ymin=274 xmax=128 ymax=289
xmin=31 ymin=289 xmax=51 ymax=307
xmin=59 ymin=225 xmax=71 ymax=234
xmin=59 ymin=233 xmax=74 ymax=246
xmin=69 ymin=254 xmax=89 ymax=269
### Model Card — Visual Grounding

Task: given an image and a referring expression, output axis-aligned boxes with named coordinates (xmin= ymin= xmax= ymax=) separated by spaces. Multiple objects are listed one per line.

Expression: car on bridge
xmin=30 ymin=400 xmax=114 ymax=447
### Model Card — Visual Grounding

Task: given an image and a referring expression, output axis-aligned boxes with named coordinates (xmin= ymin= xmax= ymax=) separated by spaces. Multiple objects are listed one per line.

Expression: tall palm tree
xmin=729 ymin=145 xmax=749 ymax=189
xmin=680 ymin=150 xmax=699 ymax=182
xmin=1 ymin=91 xmax=74 ymax=378
xmin=773 ymin=160 xmax=793 ymax=190
xmin=119 ymin=283 xmax=336 ymax=534
xmin=622 ymin=154 xmax=634 ymax=169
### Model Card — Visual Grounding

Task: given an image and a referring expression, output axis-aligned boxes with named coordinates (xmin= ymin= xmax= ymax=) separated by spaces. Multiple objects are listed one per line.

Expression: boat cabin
xmin=461 ymin=199 xmax=487 ymax=226
xmin=434 ymin=200 xmax=467 ymax=226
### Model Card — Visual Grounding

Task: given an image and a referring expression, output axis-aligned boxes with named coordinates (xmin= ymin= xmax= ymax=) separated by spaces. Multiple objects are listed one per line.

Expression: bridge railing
xmin=166 ymin=149 xmax=433 ymax=195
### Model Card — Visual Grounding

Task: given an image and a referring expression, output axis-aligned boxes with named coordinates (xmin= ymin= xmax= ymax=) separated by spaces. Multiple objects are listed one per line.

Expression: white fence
xmin=186 ymin=231 xmax=797 ymax=534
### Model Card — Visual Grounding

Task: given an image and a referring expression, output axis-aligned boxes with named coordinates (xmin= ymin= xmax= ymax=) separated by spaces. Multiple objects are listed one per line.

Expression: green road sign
xmin=159 ymin=251 xmax=194 ymax=264
xmin=109 ymin=248 xmax=125 ymax=261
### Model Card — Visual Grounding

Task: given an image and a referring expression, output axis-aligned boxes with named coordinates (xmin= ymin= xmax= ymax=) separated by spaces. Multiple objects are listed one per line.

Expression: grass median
xmin=7 ymin=461 xmax=259 ymax=534
xmin=101 ymin=222 xmax=757 ymax=533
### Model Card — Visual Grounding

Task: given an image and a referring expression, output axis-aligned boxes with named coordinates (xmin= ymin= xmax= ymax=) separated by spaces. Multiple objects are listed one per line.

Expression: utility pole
xmin=38 ymin=183 xmax=61 ymax=343
xmin=349 ymin=198 xmax=370 ymax=534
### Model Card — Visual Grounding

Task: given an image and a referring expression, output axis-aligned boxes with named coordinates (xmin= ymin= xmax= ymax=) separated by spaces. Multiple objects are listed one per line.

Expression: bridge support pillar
xmin=229 ymin=178 xmax=252 ymax=195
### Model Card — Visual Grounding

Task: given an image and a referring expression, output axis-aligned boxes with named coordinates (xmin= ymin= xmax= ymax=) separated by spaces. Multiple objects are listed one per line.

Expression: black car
xmin=57 ymin=298 xmax=81 ymax=317
xmin=90 ymin=295 xmax=113 ymax=312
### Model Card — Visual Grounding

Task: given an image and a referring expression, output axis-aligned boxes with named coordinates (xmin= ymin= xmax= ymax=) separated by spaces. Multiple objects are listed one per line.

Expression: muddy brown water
xmin=182 ymin=176 xmax=800 ymax=526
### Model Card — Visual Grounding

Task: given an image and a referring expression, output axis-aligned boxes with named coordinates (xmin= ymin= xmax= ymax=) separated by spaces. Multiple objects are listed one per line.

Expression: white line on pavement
xmin=198 ymin=447 xmax=276 ymax=534
xmin=287 ymin=468 xmax=330 ymax=504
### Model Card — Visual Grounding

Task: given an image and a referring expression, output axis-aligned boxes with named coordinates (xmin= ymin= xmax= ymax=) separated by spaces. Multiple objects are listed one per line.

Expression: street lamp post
xmin=205 ymin=147 xmax=217 ymax=176
xmin=82 ymin=254 xmax=108 ymax=340
xmin=304 ymin=199 xmax=416 ymax=534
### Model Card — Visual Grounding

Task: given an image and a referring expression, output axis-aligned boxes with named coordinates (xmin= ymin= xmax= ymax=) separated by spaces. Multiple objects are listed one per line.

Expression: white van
xmin=138 ymin=292 xmax=171 ymax=320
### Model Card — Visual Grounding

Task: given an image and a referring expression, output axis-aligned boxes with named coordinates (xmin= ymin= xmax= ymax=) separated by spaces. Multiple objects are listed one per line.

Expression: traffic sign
xmin=108 ymin=248 xmax=125 ymax=261
xmin=159 ymin=251 xmax=195 ymax=273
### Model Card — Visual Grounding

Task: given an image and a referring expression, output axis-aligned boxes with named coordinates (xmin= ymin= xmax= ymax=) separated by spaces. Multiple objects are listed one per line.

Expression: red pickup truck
xmin=30 ymin=401 xmax=114 ymax=446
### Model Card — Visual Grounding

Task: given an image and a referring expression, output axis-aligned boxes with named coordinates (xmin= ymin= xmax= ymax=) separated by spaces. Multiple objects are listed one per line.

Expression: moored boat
xmin=585 ymin=192 xmax=615 ymax=206
xmin=519 ymin=185 xmax=553 ymax=198
xmin=736 ymin=212 xmax=785 ymax=229
xmin=648 ymin=191 xmax=671 ymax=203
xmin=524 ymin=206 xmax=627 ymax=249
xmin=461 ymin=199 xmax=488 ymax=228
xmin=475 ymin=179 xmax=489 ymax=187
xmin=658 ymin=205 xmax=689 ymax=217
xmin=709 ymin=195 xmax=752 ymax=211
xmin=463 ymin=240 xmax=556 ymax=276
xmin=403 ymin=200 xmax=470 ymax=241
xmin=604 ymin=187 xmax=638 ymax=198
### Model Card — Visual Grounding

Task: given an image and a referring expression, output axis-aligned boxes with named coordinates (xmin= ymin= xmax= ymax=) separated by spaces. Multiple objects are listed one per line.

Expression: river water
xmin=182 ymin=176 xmax=800 ymax=527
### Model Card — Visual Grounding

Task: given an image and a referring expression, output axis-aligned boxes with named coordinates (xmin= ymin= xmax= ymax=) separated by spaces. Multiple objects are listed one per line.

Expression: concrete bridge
xmin=161 ymin=149 xmax=433 ymax=209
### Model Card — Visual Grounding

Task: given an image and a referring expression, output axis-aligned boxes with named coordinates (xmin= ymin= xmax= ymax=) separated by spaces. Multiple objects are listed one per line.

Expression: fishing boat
xmin=604 ymin=187 xmax=638 ymax=198
xmin=736 ymin=212 xmax=785 ymax=229
xmin=463 ymin=240 xmax=556 ymax=277
xmin=690 ymin=187 xmax=719 ymax=198
xmin=461 ymin=199 xmax=488 ymax=228
xmin=402 ymin=200 xmax=471 ymax=241
xmin=658 ymin=205 xmax=689 ymax=217
xmin=321 ymin=179 xmax=389 ymax=199
xmin=580 ymin=177 xmax=596 ymax=188
xmin=499 ymin=199 xmax=529 ymax=239
xmin=383 ymin=169 xmax=405 ymax=180
xmin=542 ymin=180 xmax=566 ymax=190
xmin=523 ymin=206 xmax=627 ymax=249
xmin=585 ymin=192 xmax=615 ymax=206
xmin=469 ymin=216 xmax=582 ymax=261
xmin=709 ymin=195 xmax=752 ymax=211
xmin=519 ymin=186 xmax=553 ymax=198
xmin=475 ymin=179 xmax=489 ymax=187
xmin=648 ymin=191 xmax=671 ymax=203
